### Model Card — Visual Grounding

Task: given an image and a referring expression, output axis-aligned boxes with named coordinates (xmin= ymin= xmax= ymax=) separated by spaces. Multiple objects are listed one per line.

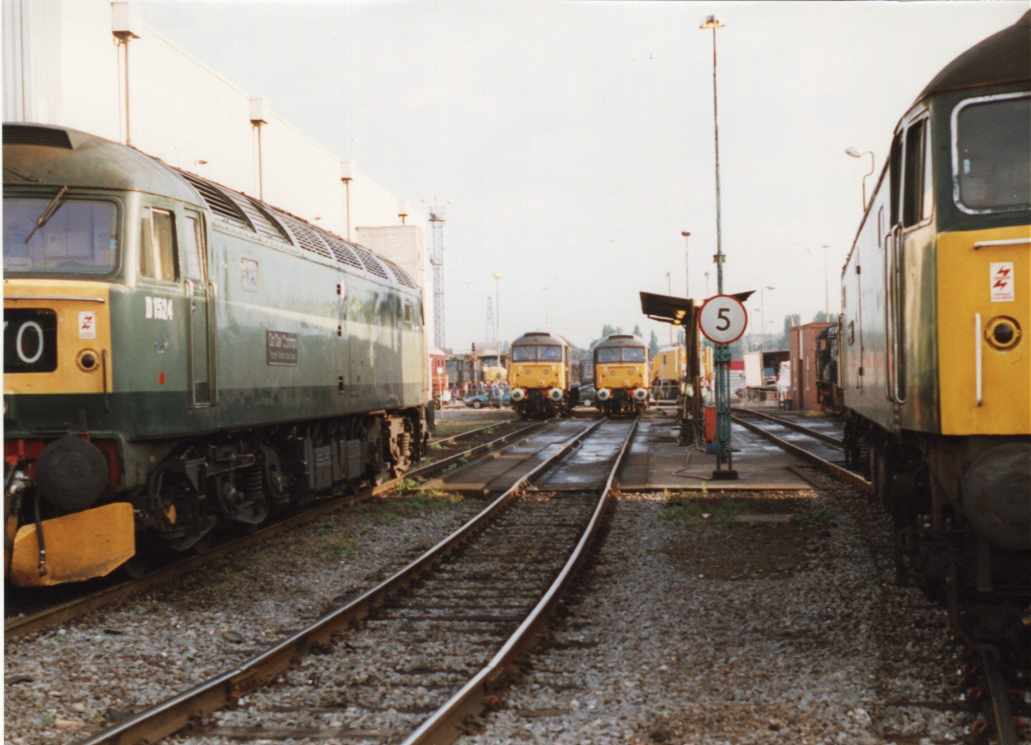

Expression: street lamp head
xmin=700 ymin=15 xmax=724 ymax=29
xmin=845 ymin=147 xmax=863 ymax=158
xmin=680 ymin=230 xmax=691 ymax=237
xmin=493 ymin=272 xmax=503 ymax=280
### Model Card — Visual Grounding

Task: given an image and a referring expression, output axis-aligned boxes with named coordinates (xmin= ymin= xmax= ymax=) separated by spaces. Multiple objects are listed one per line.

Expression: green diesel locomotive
xmin=3 ymin=124 xmax=429 ymax=586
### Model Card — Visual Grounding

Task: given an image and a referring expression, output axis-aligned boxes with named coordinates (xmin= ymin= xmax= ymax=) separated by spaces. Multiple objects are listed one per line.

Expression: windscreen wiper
xmin=24 ymin=185 xmax=69 ymax=243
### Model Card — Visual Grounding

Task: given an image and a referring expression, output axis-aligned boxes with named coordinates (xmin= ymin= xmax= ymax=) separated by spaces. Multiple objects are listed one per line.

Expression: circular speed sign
xmin=698 ymin=294 xmax=748 ymax=344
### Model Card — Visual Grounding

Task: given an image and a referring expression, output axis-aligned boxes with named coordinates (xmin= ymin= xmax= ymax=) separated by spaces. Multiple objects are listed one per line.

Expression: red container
xmin=704 ymin=405 xmax=717 ymax=444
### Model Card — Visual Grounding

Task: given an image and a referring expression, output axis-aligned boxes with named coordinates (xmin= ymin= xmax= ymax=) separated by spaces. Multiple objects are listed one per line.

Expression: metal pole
xmin=342 ymin=178 xmax=352 ymax=240
xmin=668 ymin=274 xmax=674 ymax=345
xmin=701 ymin=14 xmax=735 ymax=478
xmin=681 ymin=230 xmax=691 ymax=298
xmin=822 ymin=244 xmax=830 ymax=317
xmin=760 ymin=287 xmax=766 ymax=352
xmin=493 ymin=273 xmax=501 ymax=344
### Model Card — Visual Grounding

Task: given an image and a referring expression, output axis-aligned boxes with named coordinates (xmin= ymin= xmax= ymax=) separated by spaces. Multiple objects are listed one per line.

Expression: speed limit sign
xmin=698 ymin=294 xmax=748 ymax=344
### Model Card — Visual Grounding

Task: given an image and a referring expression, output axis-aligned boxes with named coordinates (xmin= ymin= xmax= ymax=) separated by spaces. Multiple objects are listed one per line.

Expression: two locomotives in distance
xmin=505 ymin=331 xmax=652 ymax=419
xmin=3 ymin=124 xmax=430 ymax=587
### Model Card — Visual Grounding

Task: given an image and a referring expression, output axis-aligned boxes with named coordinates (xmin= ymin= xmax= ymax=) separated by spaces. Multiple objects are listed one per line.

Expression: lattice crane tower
xmin=429 ymin=210 xmax=446 ymax=350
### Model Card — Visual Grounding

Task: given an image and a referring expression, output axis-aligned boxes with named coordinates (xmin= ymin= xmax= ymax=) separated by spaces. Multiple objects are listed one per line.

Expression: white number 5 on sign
xmin=698 ymin=294 xmax=748 ymax=344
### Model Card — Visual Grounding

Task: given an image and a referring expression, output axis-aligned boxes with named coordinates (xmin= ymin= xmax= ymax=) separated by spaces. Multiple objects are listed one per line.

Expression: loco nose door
xmin=181 ymin=211 xmax=213 ymax=406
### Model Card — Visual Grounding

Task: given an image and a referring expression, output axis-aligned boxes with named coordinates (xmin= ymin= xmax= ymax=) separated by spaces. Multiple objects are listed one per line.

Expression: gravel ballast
xmin=460 ymin=480 xmax=969 ymax=744
xmin=4 ymin=492 xmax=484 ymax=744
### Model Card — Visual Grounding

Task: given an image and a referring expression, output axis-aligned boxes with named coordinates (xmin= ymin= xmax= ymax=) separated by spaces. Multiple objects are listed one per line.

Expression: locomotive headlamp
xmin=596 ymin=388 xmax=611 ymax=401
xmin=633 ymin=387 xmax=649 ymax=401
xmin=548 ymin=388 xmax=564 ymax=402
xmin=985 ymin=316 xmax=1021 ymax=351
xmin=76 ymin=349 xmax=100 ymax=372
xmin=511 ymin=388 xmax=526 ymax=402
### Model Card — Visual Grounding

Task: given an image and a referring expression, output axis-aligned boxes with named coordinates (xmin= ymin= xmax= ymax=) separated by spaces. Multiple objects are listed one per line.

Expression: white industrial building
xmin=2 ymin=0 xmax=432 ymax=343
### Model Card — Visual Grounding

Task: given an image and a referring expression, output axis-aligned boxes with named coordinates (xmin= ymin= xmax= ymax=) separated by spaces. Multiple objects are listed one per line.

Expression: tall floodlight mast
xmin=429 ymin=210 xmax=446 ymax=350
xmin=485 ymin=297 xmax=496 ymax=344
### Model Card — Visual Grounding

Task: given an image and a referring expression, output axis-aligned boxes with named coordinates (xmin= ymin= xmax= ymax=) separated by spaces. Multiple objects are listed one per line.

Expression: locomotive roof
xmin=917 ymin=10 xmax=1030 ymax=101
xmin=2 ymin=123 xmax=419 ymax=290
xmin=594 ymin=333 xmax=646 ymax=350
xmin=511 ymin=331 xmax=567 ymax=347
xmin=3 ymin=123 xmax=202 ymax=205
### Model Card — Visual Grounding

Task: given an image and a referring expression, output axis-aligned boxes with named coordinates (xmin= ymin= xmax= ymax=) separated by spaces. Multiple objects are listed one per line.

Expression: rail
xmin=6 ymin=420 xmax=545 ymax=642
xmin=730 ymin=410 xmax=870 ymax=493
xmin=73 ymin=417 xmax=610 ymax=745
xmin=402 ymin=417 xmax=637 ymax=744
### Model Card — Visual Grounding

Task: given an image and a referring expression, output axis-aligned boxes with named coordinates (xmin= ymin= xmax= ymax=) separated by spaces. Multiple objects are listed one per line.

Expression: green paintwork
xmin=4 ymin=125 xmax=428 ymax=492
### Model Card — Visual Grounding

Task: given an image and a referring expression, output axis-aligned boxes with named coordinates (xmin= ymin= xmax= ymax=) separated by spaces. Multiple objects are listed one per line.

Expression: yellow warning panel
xmin=8 ymin=502 xmax=135 ymax=587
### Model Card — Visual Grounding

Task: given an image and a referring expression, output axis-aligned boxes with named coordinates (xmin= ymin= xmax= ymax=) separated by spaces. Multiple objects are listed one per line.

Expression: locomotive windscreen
xmin=3 ymin=196 xmax=119 ymax=275
xmin=954 ymin=94 xmax=1031 ymax=213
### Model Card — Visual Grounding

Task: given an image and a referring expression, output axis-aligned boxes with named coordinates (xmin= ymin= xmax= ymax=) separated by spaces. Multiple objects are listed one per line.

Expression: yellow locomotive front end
xmin=4 ymin=199 xmax=135 ymax=587
xmin=593 ymin=334 xmax=649 ymax=416
xmin=508 ymin=332 xmax=572 ymax=418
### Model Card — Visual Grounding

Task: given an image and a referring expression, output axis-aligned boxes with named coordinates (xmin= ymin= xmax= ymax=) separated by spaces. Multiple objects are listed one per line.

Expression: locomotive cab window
xmin=903 ymin=119 xmax=931 ymax=227
xmin=3 ymin=196 xmax=119 ymax=276
xmin=181 ymin=213 xmax=207 ymax=281
xmin=953 ymin=93 xmax=1031 ymax=213
xmin=140 ymin=208 xmax=179 ymax=282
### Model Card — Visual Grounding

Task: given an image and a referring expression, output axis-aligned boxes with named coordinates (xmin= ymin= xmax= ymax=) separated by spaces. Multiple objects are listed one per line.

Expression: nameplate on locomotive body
xmin=266 ymin=330 xmax=299 ymax=366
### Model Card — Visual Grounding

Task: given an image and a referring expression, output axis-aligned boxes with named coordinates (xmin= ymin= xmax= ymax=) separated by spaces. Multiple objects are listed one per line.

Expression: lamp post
xmin=821 ymin=244 xmax=830 ymax=317
xmin=493 ymin=272 xmax=502 ymax=344
xmin=845 ymin=148 xmax=875 ymax=211
xmin=680 ymin=230 xmax=691 ymax=298
xmin=760 ymin=285 xmax=775 ymax=351
xmin=700 ymin=13 xmax=735 ymax=478
xmin=666 ymin=272 xmax=674 ymax=344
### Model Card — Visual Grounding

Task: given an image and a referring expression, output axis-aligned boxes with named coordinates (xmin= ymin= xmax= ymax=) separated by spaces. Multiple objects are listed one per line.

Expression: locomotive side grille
xmin=382 ymin=258 xmax=418 ymax=288
xmin=351 ymin=244 xmax=390 ymax=279
xmin=273 ymin=211 xmax=334 ymax=260
xmin=313 ymin=227 xmax=364 ymax=270
xmin=230 ymin=194 xmax=291 ymax=244
xmin=178 ymin=171 xmax=253 ymax=231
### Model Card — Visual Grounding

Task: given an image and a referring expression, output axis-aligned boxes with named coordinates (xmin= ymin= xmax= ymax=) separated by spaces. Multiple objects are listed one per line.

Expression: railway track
xmin=732 ymin=409 xmax=1029 ymax=743
xmin=73 ymin=416 xmax=636 ymax=745
xmin=5 ymin=419 xmax=546 ymax=642
xmin=730 ymin=407 xmax=869 ymax=491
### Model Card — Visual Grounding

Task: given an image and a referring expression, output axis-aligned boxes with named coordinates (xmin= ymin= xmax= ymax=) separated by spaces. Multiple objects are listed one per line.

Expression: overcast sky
xmin=142 ymin=0 xmax=1026 ymax=350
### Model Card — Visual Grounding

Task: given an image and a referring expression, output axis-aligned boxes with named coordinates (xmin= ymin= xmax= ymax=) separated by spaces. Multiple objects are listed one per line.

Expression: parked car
xmin=463 ymin=391 xmax=511 ymax=409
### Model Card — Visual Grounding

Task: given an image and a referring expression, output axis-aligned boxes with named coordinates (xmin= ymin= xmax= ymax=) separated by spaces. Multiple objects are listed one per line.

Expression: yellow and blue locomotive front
xmin=1 ymin=133 xmax=180 ymax=585
xmin=838 ymin=15 xmax=1031 ymax=597
xmin=507 ymin=333 xmax=569 ymax=417
xmin=593 ymin=335 xmax=649 ymax=415
xmin=931 ymin=86 xmax=1030 ymax=554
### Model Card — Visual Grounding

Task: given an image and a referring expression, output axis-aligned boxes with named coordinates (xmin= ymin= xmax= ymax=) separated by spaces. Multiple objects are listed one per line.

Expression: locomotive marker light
xmin=698 ymin=294 xmax=748 ymax=479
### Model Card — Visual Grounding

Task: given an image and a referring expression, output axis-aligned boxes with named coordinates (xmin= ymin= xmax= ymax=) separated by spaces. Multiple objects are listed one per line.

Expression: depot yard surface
xmin=5 ymin=414 xmax=970 ymax=744
xmin=462 ymin=483 xmax=961 ymax=745
xmin=3 ymin=492 xmax=485 ymax=744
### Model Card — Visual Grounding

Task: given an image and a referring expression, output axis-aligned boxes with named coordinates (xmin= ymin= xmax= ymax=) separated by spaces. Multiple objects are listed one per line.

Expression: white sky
xmin=142 ymin=0 xmax=1027 ymax=350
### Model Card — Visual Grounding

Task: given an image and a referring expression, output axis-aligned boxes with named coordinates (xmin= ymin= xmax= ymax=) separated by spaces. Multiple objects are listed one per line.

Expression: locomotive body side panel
xmin=842 ymin=180 xmax=894 ymax=431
